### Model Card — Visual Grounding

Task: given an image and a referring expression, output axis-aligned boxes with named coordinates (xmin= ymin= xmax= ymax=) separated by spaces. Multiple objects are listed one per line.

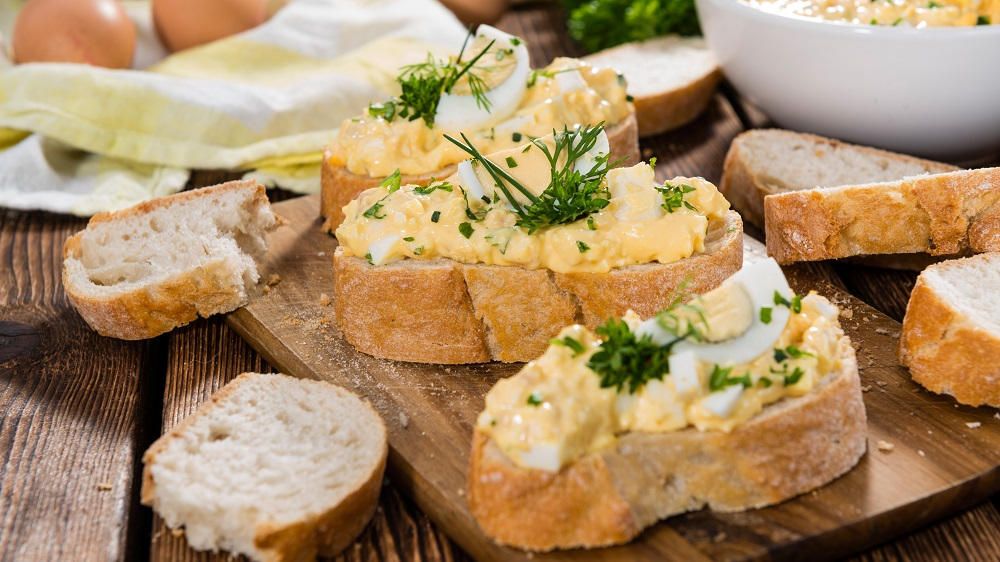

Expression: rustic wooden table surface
xmin=2 ymin=3 xmax=999 ymax=561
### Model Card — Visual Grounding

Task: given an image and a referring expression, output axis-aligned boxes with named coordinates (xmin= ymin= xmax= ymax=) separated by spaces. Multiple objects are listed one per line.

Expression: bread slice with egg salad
xmin=333 ymin=123 xmax=743 ymax=364
xmin=468 ymin=258 xmax=867 ymax=551
xmin=320 ymin=24 xmax=639 ymax=232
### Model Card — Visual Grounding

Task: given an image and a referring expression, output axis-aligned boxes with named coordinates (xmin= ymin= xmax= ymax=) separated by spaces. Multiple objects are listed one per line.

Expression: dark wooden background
xmin=2 ymin=3 xmax=999 ymax=561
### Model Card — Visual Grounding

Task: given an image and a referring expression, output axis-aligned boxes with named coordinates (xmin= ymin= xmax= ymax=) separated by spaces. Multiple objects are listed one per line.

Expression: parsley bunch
xmin=587 ymin=318 xmax=675 ymax=393
xmin=444 ymin=123 xmax=618 ymax=234
xmin=368 ymin=32 xmax=498 ymax=127
xmin=563 ymin=0 xmax=701 ymax=53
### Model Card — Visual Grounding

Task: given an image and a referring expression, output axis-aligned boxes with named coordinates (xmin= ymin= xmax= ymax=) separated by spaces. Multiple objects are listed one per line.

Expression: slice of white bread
xmin=141 ymin=372 xmax=388 ymax=562
xmin=62 ymin=180 xmax=284 ymax=340
xmin=721 ymin=129 xmax=957 ymax=229
xmin=899 ymin=253 xmax=1000 ymax=407
xmin=333 ymin=211 xmax=743 ymax=364
xmin=468 ymin=331 xmax=866 ymax=551
xmin=320 ymin=112 xmax=640 ymax=232
xmin=764 ymin=167 xmax=1000 ymax=265
xmin=582 ymin=36 xmax=722 ymax=138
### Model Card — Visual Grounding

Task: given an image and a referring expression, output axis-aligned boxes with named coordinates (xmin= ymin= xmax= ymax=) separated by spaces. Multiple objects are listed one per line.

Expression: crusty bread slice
xmin=468 ymin=334 xmax=866 ymax=551
xmin=333 ymin=211 xmax=743 ymax=364
xmin=62 ymin=180 xmax=284 ymax=340
xmin=721 ymin=129 xmax=957 ymax=229
xmin=582 ymin=36 xmax=721 ymax=138
xmin=320 ymin=112 xmax=640 ymax=232
xmin=764 ymin=167 xmax=1000 ymax=264
xmin=899 ymin=253 xmax=1000 ymax=407
xmin=141 ymin=372 xmax=388 ymax=562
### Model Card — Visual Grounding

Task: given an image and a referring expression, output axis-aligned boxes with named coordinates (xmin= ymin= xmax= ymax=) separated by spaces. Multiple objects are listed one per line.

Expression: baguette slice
xmin=764 ymin=167 xmax=1000 ymax=264
xmin=899 ymin=252 xmax=1000 ymax=407
xmin=320 ymin=112 xmax=640 ymax=232
xmin=721 ymin=129 xmax=957 ymax=229
xmin=468 ymin=334 xmax=866 ymax=551
xmin=141 ymin=372 xmax=388 ymax=562
xmin=334 ymin=211 xmax=743 ymax=364
xmin=62 ymin=180 xmax=284 ymax=340
xmin=582 ymin=36 xmax=722 ymax=138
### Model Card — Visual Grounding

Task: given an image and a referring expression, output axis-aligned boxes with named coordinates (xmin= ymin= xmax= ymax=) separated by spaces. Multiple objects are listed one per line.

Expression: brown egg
xmin=12 ymin=0 xmax=137 ymax=68
xmin=152 ymin=0 xmax=272 ymax=53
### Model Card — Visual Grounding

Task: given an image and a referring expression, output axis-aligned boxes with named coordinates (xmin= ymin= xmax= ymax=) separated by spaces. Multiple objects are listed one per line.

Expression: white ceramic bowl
xmin=696 ymin=0 xmax=1000 ymax=162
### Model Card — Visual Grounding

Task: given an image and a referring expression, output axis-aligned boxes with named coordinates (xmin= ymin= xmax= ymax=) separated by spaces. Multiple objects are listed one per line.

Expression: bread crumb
xmin=398 ymin=411 xmax=409 ymax=428
xmin=839 ymin=308 xmax=853 ymax=319
xmin=917 ymin=450 xmax=926 ymax=457
xmin=262 ymin=285 xmax=271 ymax=294
xmin=457 ymin=488 xmax=465 ymax=497
xmin=876 ymin=440 xmax=894 ymax=452
xmin=317 ymin=251 xmax=326 ymax=257
xmin=713 ymin=532 xmax=728 ymax=543
xmin=319 ymin=293 xmax=331 ymax=306
xmin=268 ymin=273 xmax=281 ymax=286
xmin=994 ymin=412 xmax=999 ymax=420
xmin=861 ymin=385 xmax=872 ymax=392
xmin=966 ymin=422 xmax=982 ymax=429
xmin=171 ymin=528 xmax=184 ymax=537
xmin=96 ymin=483 xmax=112 ymax=491
xmin=874 ymin=327 xmax=890 ymax=335
xmin=876 ymin=380 xmax=887 ymax=387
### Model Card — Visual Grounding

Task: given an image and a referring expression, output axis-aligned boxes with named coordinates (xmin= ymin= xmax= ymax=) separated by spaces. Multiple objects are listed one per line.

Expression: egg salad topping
xmin=476 ymin=259 xmax=848 ymax=472
xmin=745 ymin=0 xmax=997 ymax=27
xmin=327 ymin=25 xmax=631 ymax=177
xmin=335 ymin=124 xmax=730 ymax=274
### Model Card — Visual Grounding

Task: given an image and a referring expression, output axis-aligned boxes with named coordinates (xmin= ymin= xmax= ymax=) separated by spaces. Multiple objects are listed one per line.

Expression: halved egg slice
xmin=636 ymin=258 xmax=794 ymax=365
xmin=435 ymin=25 xmax=531 ymax=132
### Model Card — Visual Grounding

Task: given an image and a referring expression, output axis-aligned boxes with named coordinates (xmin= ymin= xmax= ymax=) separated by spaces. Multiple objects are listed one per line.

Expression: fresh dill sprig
xmin=587 ymin=318 xmax=673 ymax=394
xmin=444 ymin=123 xmax=620 ymax=234
xmin=367 ymin=30 xmax=501 ymax=127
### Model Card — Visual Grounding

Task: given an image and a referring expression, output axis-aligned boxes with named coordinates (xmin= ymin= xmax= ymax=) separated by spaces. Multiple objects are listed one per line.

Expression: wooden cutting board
xmin=227 ymin=194 xmax=1000 ymax=561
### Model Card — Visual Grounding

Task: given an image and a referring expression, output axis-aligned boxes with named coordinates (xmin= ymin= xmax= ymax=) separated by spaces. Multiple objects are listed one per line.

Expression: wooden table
xmin=2 ymin=4 xmax=999 ymax=561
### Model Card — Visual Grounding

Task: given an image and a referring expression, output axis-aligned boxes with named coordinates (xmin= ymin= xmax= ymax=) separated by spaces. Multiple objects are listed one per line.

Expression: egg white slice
xmin=517 ymin=442 xmax=563 ymax=472
xmin=672 ymin=258 xmax=793 ymax=364
xmin=555 ymin=68 xmax=587 ymax=93
xmin=456 ymin=160 xmax=486 ymax=201
xmin=702 ymin=384 xmax=744 ymax=418
xmin=573 ymin=128 xmax=610 ymax=175
xmin=367 ymin=235 xmax=400 ymax=266
xmin=435 ymin=25 xmax=531 ymax=132
xmin=669 ymin=350 xmax=701 ymax=397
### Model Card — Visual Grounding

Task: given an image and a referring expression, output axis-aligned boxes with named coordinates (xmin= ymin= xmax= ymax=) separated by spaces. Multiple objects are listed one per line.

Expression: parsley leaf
xmin=459 ymin=222 xmax=474 ymax=238
xmin=577 ymin=240 xmax=590 ymax=253
xmin=550 ymin=335 xmax=586 ymax=356
xmin=708 ymin=365 xmax=752 ymax=392
xmin=526 ymin=392 xmax=543 ymax=406
xmin=656 ymin=182 xmax=697 ymax=213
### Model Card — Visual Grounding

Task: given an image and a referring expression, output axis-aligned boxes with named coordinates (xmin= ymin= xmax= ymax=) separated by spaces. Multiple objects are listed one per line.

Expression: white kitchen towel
xmin=0 ymin=0 xmax=466 ymax=215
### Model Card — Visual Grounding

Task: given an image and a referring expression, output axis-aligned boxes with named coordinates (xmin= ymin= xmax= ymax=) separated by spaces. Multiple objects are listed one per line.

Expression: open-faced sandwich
xmin=333 ymin=124 xmax=743 ymax=363
xmin=321 ymin=24 xmax=639 ymax=231
xmin=467 ymin=257 xmax=867 ymax=550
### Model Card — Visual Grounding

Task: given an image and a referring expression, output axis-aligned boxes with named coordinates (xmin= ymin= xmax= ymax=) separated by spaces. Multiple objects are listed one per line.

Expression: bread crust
xmin=764 ymin=167 xmax=1000 ymax=264
xmin=333 ymin=211 xmax=743 ymax=364
xmin=141 ymin=373 xmax=389 ymax=562
xmin=630 ymin=68 xmax=721 ymax=138
xmin=721 ymin=129 xmax=957 ymax=229
xmin=62 ymin=180 xmax=284 ymax=340
xmin=468 ymin=336 xmax=867 ymax=551
xmin=320 ymin=112 xmax=641 ymax=232
xmin=899 ymin=255 xmax=1000 ymax=407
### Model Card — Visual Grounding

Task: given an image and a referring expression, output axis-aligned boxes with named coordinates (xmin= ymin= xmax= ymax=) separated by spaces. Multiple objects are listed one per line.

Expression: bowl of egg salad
xmin=695 ymin=0 xmax=1000 ymax=162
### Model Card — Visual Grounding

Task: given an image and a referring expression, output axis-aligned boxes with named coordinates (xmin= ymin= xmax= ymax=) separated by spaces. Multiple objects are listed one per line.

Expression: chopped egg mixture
xmin=746 ymin=0 xmax=998 ymax=26
xmin=327 ymin=31 xmax=631 ymax=177
xmin=476 ymin=259 xmax=848 ymax=472
xmin=335 ymin=138 xmax=730 ymax=274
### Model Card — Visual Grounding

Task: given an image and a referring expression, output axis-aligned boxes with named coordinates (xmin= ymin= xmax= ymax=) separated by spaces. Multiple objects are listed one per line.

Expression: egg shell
xmin=12 ymin=0 xmax=137 ymax=68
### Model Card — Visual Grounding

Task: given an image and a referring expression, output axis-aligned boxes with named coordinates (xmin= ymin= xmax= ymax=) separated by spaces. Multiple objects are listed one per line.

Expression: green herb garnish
xmin=361 ymin=169 xmax=403 ymax=219
xmin=656 ymin=182 xmax=697 ymax=213
xmin=431 ymin=211 xmax=441 ymax=222
xmin=526 ymin=392 xmax=543 ymax=406
xmin=413 ymin=246 xmax=424 ymax=255
xmin=978 ymin=15 xmax=991 ymax=24
xmin=759 ymin=377 xmax=773 ymax=388
xmin=367 ymin=30 xmax=502 ymax=127
xmin=563 ymin=0 xmax=700 ymax=52
xmin=773 ymin=291 xmax=802 ymax=313
xmin=505 ymin=156 xmax=518 ymax=168
xmin=413 ymin=181 xmax=454 ymax=195
xmin=459 ymin=222 xmax=474 ymax=238
xmin=550 ymin=335 xmax=586 ymax=356
xmin=587 ymin=318 xmax=673 ymax=393
xmin=577 ymin=240 xmax=590 ymax=253
xmin=445 ymin=123 xmax=618 ymax=234
xmin=708 ymin=365 xmax=752 ymax=392
xmin=760 ymin=307 xmax=773 ymax=324
xmin=784 ymin=367 xmax=805 ymax=386
xmin=587 ymin=215 xmax=597 ymax=230
xmin=773 ymin=345 xmax=813 ymax=363
xmin=512 ymin=132 xmax=523 ymax=142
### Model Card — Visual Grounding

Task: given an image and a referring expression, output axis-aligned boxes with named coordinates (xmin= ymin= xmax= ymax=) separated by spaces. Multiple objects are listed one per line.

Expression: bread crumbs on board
xmin=966 ymin=422 xmax=982 ymax=429
xmin=876 ymin=440 xmax=895 ymax=452
xmin=319 ymin=293 xmax=331 ymax=306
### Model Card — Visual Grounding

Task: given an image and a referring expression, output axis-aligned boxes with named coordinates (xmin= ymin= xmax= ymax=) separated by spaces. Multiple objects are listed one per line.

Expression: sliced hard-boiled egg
xmin=702 ymin=384 xmax=744 ymax=418
xmin=517 ymin=441 xmax=563 ymax=472
xmin=636 ymin=258 xmax=793 ymax=365
xmin=456 ymin=160 xmax=485 ymax=201
xmin=673 ymin=258 xmax=793 ymax=364
xmin=555 ymin=68 xmax=587 ymax=93
xmin=435 ymin=25 xmax=531 ymax=132
xmin=367 ymin=235 xmax=400 ymax=266
xmin=572 ymin=127 xmax=610 ymax=175
xmin=669 ymin=350 xmax=700 ymax=397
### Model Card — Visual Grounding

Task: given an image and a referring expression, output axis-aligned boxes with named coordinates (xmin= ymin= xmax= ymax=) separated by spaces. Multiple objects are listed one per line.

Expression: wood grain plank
xmin=0 ymin=209 xmax=154 ymax=561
